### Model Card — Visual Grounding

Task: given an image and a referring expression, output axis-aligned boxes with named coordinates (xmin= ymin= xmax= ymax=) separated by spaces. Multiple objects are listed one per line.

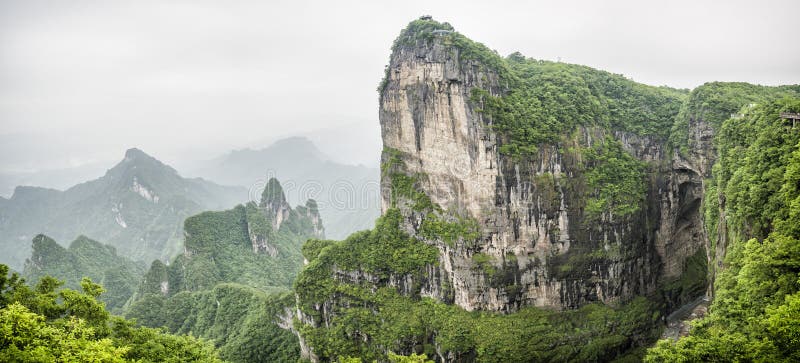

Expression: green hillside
xmin=22 ymin=234 xmax=145 ymax=313
xmin=126 ymin=178 xmax=321 ymax=362
xmin=647 ymin=97 xmax=800 ymax=361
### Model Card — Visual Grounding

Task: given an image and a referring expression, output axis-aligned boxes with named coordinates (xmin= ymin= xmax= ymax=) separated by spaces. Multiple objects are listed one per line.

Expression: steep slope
xmin=128 ymin=284 xmax=301 ymax=363
xmin=290 ymin=18 xmax=800 ymax=362
xmin=125 ymin=178 xmax=322 ymax=363
xmin=21 ymin=234 xmax=145 ymax=313
xmin=188 ymin=137 xmax=380 ymax=239
xmin=647 ymin=97 xmax=800 ymax=360
xmin=0 ymin=148 xmax=246 ymax=269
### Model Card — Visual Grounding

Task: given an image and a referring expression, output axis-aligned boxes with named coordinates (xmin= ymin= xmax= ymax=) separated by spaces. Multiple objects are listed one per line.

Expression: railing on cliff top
xmin=781 ymin=112 xmax=800 ymax=127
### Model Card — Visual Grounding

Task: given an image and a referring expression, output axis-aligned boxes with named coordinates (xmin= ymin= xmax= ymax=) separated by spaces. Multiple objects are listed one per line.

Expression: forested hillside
xmin=125 ymin=178 xmax=321 ymax=362
xmin=0 ymin=265 xmax=224 ymax=362
xmin=647 ymin=97 xmax=800 ymax=361
xmin=22 ymin=234 xmax=144 ymax=313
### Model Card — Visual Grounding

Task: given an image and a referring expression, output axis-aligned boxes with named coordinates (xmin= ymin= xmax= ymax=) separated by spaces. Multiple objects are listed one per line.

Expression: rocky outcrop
xmin=377 ymin=22 xmax=709 ymax=312
xmin=247 ymin=227 xmax=278 ymax=257
xmin=261 ymin=177 xmax=292 ymax=230
xmin=303 ymin=199 xmax=325 ymax=239
xmin=131 ymin=176 xmax=160 ymax=203
xmin=244 ymin=180 xmax=324 ymax=256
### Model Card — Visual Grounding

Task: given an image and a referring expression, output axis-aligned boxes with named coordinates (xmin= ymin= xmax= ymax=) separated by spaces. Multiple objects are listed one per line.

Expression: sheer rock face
xmin=247 ymin=227 xmax=278 ymax=257
xmin=261 ymin=178 xmax=292 ymax=230
xmin=379 ymin=35 xmax=709 ymax=312
xmin=304 ymin=200 xmax=325 ymax=239
xmin=379 ymin=39 xmax=502 ymax=221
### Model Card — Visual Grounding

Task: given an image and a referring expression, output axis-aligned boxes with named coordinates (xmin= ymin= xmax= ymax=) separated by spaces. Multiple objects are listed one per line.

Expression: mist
xmin=1 ymin=0 xmax=798 ymax=184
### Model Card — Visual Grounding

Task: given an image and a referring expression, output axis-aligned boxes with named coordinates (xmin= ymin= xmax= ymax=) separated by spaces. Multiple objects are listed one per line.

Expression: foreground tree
xmin=0 ymin=264 xmax=224 ymax=363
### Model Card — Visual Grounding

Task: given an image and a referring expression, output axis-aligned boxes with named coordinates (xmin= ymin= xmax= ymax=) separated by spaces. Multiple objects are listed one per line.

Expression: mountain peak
xmin=260 ymin=177 xmax=287 ymax=207
xmin=124 ymin=148 xmax=154 ymax=161
xmin=267 ymin=137 xmax=326 ymax=160
xmin=29 ymin=234 xmax=68 ymax=262
xmin=110 ymin=148 xmax=177 ymax=177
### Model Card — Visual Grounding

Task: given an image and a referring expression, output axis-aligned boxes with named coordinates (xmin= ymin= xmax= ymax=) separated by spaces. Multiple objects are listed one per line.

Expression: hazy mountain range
xmin=0 ymin=148 xmax=246 ymax=269
xmin=0 ymin=137 xmax=380 ymax=269
xmin=185 ymin=137 xmax=381 ymax=239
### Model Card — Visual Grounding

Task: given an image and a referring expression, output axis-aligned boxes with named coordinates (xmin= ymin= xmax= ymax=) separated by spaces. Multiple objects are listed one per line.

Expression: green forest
xmin=0 ymin=265 xmax=223 ymax=362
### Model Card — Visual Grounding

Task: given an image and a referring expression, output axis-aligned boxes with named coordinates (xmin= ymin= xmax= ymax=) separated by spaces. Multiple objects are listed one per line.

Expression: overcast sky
xmin=1 ymin=0 xmax=799 ymax=175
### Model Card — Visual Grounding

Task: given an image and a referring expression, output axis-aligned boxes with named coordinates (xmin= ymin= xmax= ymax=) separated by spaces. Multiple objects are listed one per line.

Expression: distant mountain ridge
xmin=188 ymin=136 xmax=380 ymax=239
xmin=0 ymin=148 xmax=246 ymax=269
xmin=0 ymin=161 xmax=113 ymax=199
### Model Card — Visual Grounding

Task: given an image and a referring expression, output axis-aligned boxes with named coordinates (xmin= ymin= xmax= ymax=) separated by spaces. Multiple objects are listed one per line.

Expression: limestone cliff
xmin=378 ymin=19 xmax=704 ymax=312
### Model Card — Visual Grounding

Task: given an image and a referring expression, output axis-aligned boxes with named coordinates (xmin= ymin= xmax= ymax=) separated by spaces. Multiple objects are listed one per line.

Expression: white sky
xmin=1 ymin=0 xmax=798 ymax=172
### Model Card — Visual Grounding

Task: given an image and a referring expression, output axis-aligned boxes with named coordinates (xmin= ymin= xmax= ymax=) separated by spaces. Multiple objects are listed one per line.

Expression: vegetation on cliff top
xmin=669 ymin=82 xmax=800 ymax=155
xmin=647 ymin=98 xmax=800 ymax=361
xmin=471 ymin=58 xmax=685 ymax=157
xmin=383 ymin=17 xmax=687 ymax=159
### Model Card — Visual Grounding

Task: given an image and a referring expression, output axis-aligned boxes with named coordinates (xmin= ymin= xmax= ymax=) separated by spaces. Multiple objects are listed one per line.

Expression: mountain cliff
xmin=291 ymin=18 xmax=800 ymax=362
xmin=376 ymin=20 xmax=698 ymax=312
xmin=0 ymin=148 xmax=246 ymax=269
